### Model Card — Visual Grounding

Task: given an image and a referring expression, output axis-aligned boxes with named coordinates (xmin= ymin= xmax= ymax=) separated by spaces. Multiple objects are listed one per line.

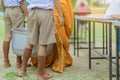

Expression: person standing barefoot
xmin=1 ymin=0 xmax=28 ymax=68
xmin=18 ymin=0 xmax=64 ymax=80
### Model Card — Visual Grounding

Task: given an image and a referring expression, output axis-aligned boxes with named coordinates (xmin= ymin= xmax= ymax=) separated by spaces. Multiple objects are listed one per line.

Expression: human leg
xmin=37 ymin=45 xmax=53 ymax=80
xmin=3 ymin=33 xmax=12 ymax=68
xmin=3 ymin=7 xmax=25 ymax=68
xmin=16 ymin=56 xmax=22 ymax=68
xmin=18 ymin=43 xmax=33 ymax=77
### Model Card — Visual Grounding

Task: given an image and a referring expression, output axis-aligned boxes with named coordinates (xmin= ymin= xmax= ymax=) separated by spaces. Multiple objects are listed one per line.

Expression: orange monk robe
xmin=60 ymin=0 xmax=74 ymax=38
xmin=30 ymin=0 xmax=74 ymax=73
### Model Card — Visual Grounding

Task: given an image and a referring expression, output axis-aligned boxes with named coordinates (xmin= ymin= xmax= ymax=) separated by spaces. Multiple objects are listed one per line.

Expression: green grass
xmin=3 ymin=71 xmax=17 ymax=80
xmin=2 ymin=71 xmax=35 ymax=80
xmin=0 ymin=5 xmax=3 ymax=10
xmin=90 ymin=23 xmax=116 ymax=40
xmin=0 ymin=15 xmax=4 ymax=42
xmin=71 ymin=0 xmax=76 ymax=7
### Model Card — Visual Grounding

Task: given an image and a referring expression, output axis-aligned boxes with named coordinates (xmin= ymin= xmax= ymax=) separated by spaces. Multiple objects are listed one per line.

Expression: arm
xmin=1 ymin=0 xmax=5 ymax=10
xmin=19 ymin=0 xmax=28 ymax=16
xmin=54 ymin=0 xmax=64 ymax=26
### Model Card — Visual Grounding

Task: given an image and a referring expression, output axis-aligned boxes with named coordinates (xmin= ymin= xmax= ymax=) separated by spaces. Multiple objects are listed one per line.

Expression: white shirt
xmin=4 ymin=0 xmax=23 ymax=7
xmin=26 ymin=0 xmax=54 ymax=10
xmin=104 ymin=0 xmax=120 ymax=18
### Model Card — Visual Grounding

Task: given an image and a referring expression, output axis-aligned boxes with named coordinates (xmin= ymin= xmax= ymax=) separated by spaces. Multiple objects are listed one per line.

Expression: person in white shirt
xmin=1 ymin=0 xmax=28 ymax=68
xmin=104 ymin=0 xmax=120 ymax=18
xmin=18 ymin=0 xmax=64 ymax=80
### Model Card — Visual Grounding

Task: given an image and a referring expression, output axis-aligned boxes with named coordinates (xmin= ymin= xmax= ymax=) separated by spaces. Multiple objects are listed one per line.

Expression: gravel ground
xmin=0 ymin=39 xmax=117 ymax=80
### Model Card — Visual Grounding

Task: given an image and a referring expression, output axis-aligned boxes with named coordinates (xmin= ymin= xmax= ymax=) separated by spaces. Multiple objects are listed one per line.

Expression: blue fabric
xmin=2 ymin=10 xmax=5 ymax=13
xmin=118 ymin=29 xmax=120 ymax=52
xmin=26 ymin=2 xmax=29 ymax=6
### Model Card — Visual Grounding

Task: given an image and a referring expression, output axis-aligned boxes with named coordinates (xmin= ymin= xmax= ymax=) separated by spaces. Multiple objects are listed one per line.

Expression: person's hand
xmin=59 ymin=16 xmax=64 ymax=26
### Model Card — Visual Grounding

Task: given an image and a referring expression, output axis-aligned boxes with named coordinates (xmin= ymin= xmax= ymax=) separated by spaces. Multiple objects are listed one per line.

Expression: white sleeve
xmin=104 ymin=0 xmax=120 ymax=18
